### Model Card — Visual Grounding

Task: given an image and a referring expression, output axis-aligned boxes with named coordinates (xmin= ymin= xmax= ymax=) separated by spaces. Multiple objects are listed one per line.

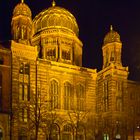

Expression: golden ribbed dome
xmin=33 ymin=4 xmax=79 ymax=36
xmin=103 ymin=25 xmax=121 ymax=45
xmin=13 ymin=1 xmax=32 ymax=18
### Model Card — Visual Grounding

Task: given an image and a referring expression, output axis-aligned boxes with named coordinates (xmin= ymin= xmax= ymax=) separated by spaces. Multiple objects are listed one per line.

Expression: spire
xmin=21 ymin=0 xmax=24 ymax=3
xmin=110 ymin=25 xmax=113 ymax=31
xmin=52 ymin=0 xmax=56 ymax=7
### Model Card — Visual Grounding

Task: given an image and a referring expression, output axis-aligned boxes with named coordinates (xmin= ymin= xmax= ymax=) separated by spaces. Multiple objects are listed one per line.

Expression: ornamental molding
xmin=11 ymin=40 xmax=38 ymax=60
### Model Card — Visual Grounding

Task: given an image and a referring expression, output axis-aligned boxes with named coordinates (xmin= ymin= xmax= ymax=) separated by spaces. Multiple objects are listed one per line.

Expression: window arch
xmin=19 ymin=83 xmax=29 ymax=101
xmin=50 ymin=80 xmax=59 ymax=109
xmin=42 ymin=16 xmax=48 ymax=28
xmin=62 ymin=124 xmax=73 ymax=140
xmin=64 ymin=82 xmax=73 ymax=110
xmin=47 ymin=15 xmax=55 ymax=26
xmin=76 ymin=125 xmax=85 ymax=140
xmin=18 ymin=128 xmax=27 ymax=140
xmin=76 ymin=84 xmax=85 ymax=111
xmin=19 ymin=108 xmax=28 ymax=123
xmin=116 ymin=98 xmax=122 ymax=111
xmin=103 ymin=81 xmax=109 ymax=112
xmin=50 ymin=124 xmax=60 ymax=140
xmin=116 ymin=81 xmax=123 ymax=97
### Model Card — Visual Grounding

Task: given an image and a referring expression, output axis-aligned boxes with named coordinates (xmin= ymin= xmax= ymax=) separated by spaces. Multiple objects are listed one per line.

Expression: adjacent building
xmin=0 ymin=41 xmax=11 ymax=140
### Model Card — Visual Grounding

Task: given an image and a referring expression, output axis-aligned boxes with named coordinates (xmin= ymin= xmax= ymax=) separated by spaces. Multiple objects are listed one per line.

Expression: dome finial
xmin=110 ymin=25 xmax=113 ymax=31
xmin=21 ymin=0 xmax=24 ymax=3
xmin=52 ymin=0 xmax=56 ymax=7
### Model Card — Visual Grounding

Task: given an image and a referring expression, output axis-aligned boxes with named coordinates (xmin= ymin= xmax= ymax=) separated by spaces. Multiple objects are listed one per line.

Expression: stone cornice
xmin=11 ymin=40 xmax=38 ymax=60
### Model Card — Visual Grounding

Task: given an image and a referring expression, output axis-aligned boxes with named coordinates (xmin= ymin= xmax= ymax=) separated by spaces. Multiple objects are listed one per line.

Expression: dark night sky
xmin=0 ymin=0 xmax=140 ymax=80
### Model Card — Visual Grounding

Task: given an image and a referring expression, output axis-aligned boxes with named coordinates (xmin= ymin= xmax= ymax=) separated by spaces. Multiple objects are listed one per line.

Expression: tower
xmin=11 ymin=0 xmax=32 ymax=45
xmin=96 ymin=26 xmax=129 ymax=140
xmin=102 ymin=25 xmax=122 ymax=69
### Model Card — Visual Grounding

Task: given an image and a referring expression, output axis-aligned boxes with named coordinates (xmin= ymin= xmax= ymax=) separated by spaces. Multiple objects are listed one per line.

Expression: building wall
xmin=10 ymin=40 xmax=97 ymax=140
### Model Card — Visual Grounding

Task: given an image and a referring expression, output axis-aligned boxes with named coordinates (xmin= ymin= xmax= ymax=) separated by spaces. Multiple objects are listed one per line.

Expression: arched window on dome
xmin=36 ymin=19 xmax=41 ymax=31
xmin=69 ymin=18 xmax=73 ymax=31
xmin=62 ymin=124 xmax=73 ymax=140
xmin=54 ymin=16 xmax=60 ymax=26
xmin=60 ymin=16 xmax=66 ymax=28
xmin=42 ymin=16 xmax=48 ymax=28
xmin=34 ymin=22 xmax=37 ymax=34
xmin=66 ymin=18 xmax=71 ymax=30
xmin=47 ymin=16 xmax=55 ymax=26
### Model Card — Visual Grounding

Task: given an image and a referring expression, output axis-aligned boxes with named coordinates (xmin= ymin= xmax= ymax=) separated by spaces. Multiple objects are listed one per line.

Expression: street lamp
xmin=133 ymin=124 xmax=140 ymax=140
xmin=115 ymin=121 xmax=121 ymax=140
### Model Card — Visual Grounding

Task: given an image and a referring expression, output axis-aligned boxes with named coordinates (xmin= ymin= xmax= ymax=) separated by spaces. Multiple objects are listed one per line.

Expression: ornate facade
xmin=0 ymin=1 xmax=140 ymax=140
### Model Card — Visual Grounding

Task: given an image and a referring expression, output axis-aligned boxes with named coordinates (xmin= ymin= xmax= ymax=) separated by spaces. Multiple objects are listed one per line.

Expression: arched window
xmin=19 ymin=108 xmax=28 ymax=122
xmin=64 ymin=82 xmax=73 ymax=110
xmin=50 ymin=80 xmax=59 ymax=109
xmin=103 ymin=81 xmax=109 ymax=112
xmin=116 ymin=81 xmax=123 ymax=97
xmin=19 ymin=63 xmax=30 ymax=75
xmin=48 ymin=16 xmax=55 ymax=26
xmin=50 ymin=124 xmax=59 ymax=140
xmin=18 ymin=128 xmax=27 ymax=140
xmin=76 ymin=84 xmax=85 ymax=111
xmin=42 ymin=17 xmax=48 ymax=28
xmin=54 ymin=16 xmax=60 ymax=26
xmin=62 ymin=50 xmax=70 ymax=60
xmin=46 ymin=49 xmax=56 ymax=59
xmin=19 ymin=83 xmax=29 ymax=101
xmin=76 ymin=125 xmax=85 ymax=140
xmin=0 ymin=128 xmax=3 ymax=140
xmin=116 ymin=98 xmax=122 ymax=111
xmin=62 ymin=124 xmax=73 ymax=140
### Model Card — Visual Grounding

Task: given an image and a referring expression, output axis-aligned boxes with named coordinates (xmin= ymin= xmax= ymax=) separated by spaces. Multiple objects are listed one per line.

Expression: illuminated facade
xmin=10 ymin=1 xmax=96 ymax=140
xmin=0 ymin=1 xmax=140 ymax=140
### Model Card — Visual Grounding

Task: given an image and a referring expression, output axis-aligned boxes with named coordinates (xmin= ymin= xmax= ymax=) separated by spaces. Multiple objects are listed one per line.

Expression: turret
xmin=11 ymin=0 xmax=32 ymax=45
xmin=102 ymin=25 xmax=122 ymax=69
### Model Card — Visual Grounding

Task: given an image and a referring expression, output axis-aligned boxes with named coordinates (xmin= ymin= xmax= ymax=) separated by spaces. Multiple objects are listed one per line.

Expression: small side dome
xmin=103 ymin=25 xmax=121 ymax=45
xmin=13 ymin=1 xmax=32 ymax=18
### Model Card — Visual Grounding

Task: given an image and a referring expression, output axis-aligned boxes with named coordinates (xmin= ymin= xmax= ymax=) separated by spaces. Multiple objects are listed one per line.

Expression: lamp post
xmin=136 ymin=125 xmax=140 ymax=140
xmin=132 ymin=124 xmax=140 ymax=140
xmin=132 ymin=124 xmax=135 ymax=140
xmin=115 ymin=121 xmax=121 ymax=140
